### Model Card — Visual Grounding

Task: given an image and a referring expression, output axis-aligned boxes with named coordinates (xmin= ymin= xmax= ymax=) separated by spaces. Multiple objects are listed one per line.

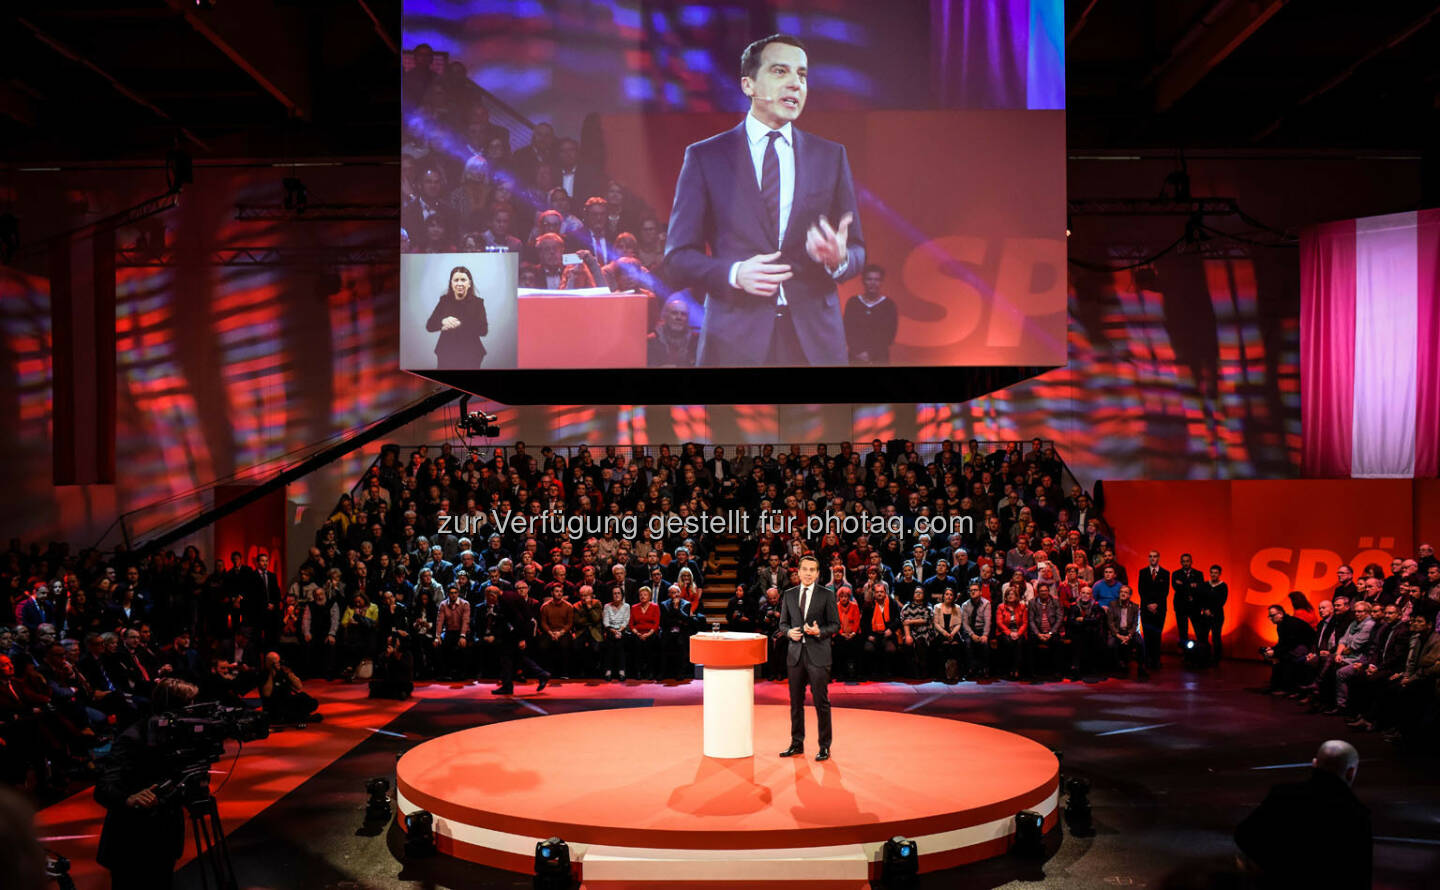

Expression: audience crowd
xmin=7 ymin=436 xmax=1439 ymax=800
xmin=399 ymin=43 xmax=899 ymax=366
xmin=1261 ymin=551 xmax=1440 ymax=746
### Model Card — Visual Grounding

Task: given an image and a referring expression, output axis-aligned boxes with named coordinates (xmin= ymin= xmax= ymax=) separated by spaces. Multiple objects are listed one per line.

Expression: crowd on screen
xmin=7 ymin=438 xmax=1440 ymax=798
xmin=399 ymin=44 xmax=899 ymax=366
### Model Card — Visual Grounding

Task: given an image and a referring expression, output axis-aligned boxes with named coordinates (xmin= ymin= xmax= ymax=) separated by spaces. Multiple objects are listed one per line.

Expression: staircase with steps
xmin=701 ymin=534 xmax=743 ymax=616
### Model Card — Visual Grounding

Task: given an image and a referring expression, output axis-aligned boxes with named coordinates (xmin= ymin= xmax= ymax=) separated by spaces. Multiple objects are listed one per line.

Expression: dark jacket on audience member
xmin=1137 ymin=565 xmax=1170 ymax=617
xmin=1234 ymin=769 xmax=1371 ymax=889
xmin=1274 ymin=614 xmax=1316 ymax=653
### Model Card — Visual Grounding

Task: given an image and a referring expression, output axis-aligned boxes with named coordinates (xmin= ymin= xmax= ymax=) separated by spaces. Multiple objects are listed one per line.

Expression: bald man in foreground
xmin=1234 ymin=739 xmax=1371 ymax=889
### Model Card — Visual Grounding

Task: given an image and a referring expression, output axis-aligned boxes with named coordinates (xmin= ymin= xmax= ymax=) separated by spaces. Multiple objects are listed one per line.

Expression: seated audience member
xmin=629 ymin=586 xmax=661 ymax=681
xmin=1262 ymin=602 xmax=1316 ymax=694
xmin=448 ymin=155 xmax=492 ymax=234
xmin=479 ymin=203 xmax=523 ymax=253
xmin=1064 ymin=586 xmax=1107 ymax=680
xmin=533 ymin=232 xmax=595 ymax=290
xmin=1107 ymin=585 xmax=1147 ymax=679
xmin=647 ymin=297 xmax=699 ymax=367
xmin=635 ymin=215 xmax=666 ymax=275
xmin=302 ymin=587 xmax=340 ymax=680
xmin=1091 ymin=563 xmax=1122 ymax=611
xmin=259 ymin=651 xmax=321 ymax=724
xmin=1234 ymin=739 xmax=1370 ymax=890
xmin=931 ymin=588 xmax=964 ymax=682
xmin=898 ymin=586 xmax=933 ymax=679
xmin=725 ymin=585 xmax=756 ymax=633
xmin=758 ymin=588 xmax=785 ymax=680
xmin=1323 ymin=600 xmax=1378 ymax=715
xmin=601 ymin=588 xmax=630 ymax=681
xmin=1342 ymin=602 xmax=1407 ymax=729
xmin=1377 ymin=614 xmax=1440 ymax=743
xmin=833 ymin=586 xmax=863 ymax=680
xmin=544 ymin=187 xmax=586 ymax=238
xmin=570 ymin=586 xmax=603 ymax=677
xmin=524 ymin=209 xmax=577 ymax=262
xmin=536 ymin=586 xmax=574 ymax=677
xmin=339 ymin=593 xmax=380 ymax=676
xmin=659 ymin=585 xmax=694 ymax=680
xmin=993 ymin=588 xmax=1028 ymax=680
xmin=1027 ymin=580 xmax=1065 ymax=679
xmin=959 ymin=582 xmax=991 ymax=679
xmin=1296 ymin=596 xmax=1345 ymax=695
xmin=602 ymin=180 xmax=642 ymax=239
xmin=434 ymin=586 xmax=470 ymax=681
xmin=369 ymin=634 xmax=415 ymax=700
xmin=861 ymin=582 xmax=901 ymax=679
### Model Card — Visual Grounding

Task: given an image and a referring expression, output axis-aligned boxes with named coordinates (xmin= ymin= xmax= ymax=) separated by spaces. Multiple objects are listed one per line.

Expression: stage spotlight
xmin=533 ymin=836 xmax=572 ymax=889
xmin=1012 ymin=810 xmax=1045 ymax=858
xmin=403 ymin=810 xmax=436 ymax=858
xmin=1064 ymin=776 xmax=1093 ymax=835
xmin=364 ymin=777 xmax=392 ymax=823
xmin=878 ymin=835 xmax=918 ymax=888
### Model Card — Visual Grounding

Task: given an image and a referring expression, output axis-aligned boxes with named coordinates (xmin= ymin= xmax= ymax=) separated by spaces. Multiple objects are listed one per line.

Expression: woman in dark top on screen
xmin=424 ymin=265 xmax=488 ymax=368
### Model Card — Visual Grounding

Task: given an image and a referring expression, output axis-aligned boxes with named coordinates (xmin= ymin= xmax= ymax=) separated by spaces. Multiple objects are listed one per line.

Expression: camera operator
xmin=259 ymin=651 xmax=321 ymax=724
xmin=94 ymin=677 xmax=198 ymax=890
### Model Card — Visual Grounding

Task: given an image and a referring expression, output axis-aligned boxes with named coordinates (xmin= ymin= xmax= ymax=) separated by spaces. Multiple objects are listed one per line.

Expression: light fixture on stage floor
xmin=1064 ymin=776 xmax=1093 ymax=835
xmin=533 ymin=836 xmax=572 ymax=889
xmin=878 ymin=835 xmax=918 ymax=888
xmin=403 ymin=810 xmax=436 ymax=858
xmin=364 ymin=777 xmax=391 ymax=823
xmin=1013 ymin=810 xmax=1045 ymax=858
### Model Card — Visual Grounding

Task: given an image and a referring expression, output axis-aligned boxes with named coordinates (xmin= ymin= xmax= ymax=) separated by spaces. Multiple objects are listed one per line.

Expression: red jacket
xmin=629 ymin=601 xmax=660 ymax=633
xmin=996 ymin=601 xmax=1028 ymax=637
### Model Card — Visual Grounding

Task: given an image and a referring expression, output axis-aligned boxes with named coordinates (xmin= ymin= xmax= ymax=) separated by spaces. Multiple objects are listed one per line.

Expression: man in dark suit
xmin=1171 ymin=552 xmax=1205 ymax=654
xmin=1234 ymin=739 xmax=1371 ymax=889
xmin=666 ymin=34 xmax=864 ymax=367
xmin=778 ymin=554 xmax=840 ymax=760
xmin=1137 ymin=550 xmax=1170 ymax=670
xmin=252 ymin=553 xmax=280 ymax=639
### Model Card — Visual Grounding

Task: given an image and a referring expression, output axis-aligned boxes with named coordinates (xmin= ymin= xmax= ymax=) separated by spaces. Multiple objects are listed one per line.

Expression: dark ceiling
xmin=1 ymin=0 xmax=401 ymax=165
xmin=2 ymin=0 xmax=1439 ymax=168
xmin=1067 ymin=0 xmax=1440 ymax=151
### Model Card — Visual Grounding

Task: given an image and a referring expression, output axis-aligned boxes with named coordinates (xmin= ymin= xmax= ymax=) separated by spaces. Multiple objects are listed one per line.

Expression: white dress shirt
xmin=727 ymin=111 xmax=847 ymax=305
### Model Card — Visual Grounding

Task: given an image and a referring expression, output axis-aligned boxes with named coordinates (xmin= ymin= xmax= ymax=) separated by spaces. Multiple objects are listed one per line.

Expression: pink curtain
xmin=1418 ymin=209 xmax=1440 ymax=478
xmin=1300 ymin=220 xmax=1356 ymax=477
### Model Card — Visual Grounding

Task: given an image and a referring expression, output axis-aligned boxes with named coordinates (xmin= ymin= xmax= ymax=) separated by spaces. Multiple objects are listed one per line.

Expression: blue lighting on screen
xmin=624 ymin=75 xmax=656 ymax=102
xmin=819 ymin=65 xmax=873 ymax=96
xmin=679 ymin=5 xmax=716 ymax=28
xmin=473 ymin=65 xmax=551 ymax=99
xmin=681 ymin=49 xmax=714 ymax=73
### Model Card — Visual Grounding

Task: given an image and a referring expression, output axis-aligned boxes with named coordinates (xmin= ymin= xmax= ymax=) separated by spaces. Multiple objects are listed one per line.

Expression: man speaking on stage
xmin=665 ymin=34 xmax=865 ymax=366
xmin=778 ymin=554 xmax=840 ymax=761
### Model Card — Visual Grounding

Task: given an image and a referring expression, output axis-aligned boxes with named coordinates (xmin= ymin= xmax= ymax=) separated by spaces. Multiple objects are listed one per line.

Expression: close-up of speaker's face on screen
xmin=399 ymin=0 xmax=1065 ymax=375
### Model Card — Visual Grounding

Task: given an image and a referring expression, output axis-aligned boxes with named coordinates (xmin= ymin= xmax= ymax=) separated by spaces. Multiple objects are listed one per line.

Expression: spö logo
xmin=1246 ymin=537 xmax=1400 ymax=604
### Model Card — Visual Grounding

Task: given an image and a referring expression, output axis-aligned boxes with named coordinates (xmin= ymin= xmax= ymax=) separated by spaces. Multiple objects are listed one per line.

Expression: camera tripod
xmin=184 ymin=794 xmax=239 ymax=890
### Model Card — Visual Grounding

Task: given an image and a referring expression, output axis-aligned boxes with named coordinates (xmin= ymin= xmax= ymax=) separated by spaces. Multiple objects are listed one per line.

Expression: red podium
xmin=515 ymin=290 xmax=650 ymax=368
xmin=688 ymin=632 xmax=768 ymax=758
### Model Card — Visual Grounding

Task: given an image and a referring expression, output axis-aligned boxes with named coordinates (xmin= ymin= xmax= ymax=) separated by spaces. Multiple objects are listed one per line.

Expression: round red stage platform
xmin=396 ymin=705 xmax=1058 ymax=886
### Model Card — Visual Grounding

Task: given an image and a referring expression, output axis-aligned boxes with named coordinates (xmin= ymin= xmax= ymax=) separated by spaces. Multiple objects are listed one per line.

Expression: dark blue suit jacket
xmin=665 ymin=121 xmax=864 ymax=366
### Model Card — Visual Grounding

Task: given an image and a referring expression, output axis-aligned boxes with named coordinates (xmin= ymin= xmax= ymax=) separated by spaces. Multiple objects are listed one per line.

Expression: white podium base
xmin=702 ymin=665 xmax=755 ymax=758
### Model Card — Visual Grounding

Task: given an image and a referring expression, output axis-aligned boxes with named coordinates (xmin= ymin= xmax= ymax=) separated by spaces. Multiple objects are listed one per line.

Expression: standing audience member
xmin=1234 ymin=739 xmax=1371 ymax=889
